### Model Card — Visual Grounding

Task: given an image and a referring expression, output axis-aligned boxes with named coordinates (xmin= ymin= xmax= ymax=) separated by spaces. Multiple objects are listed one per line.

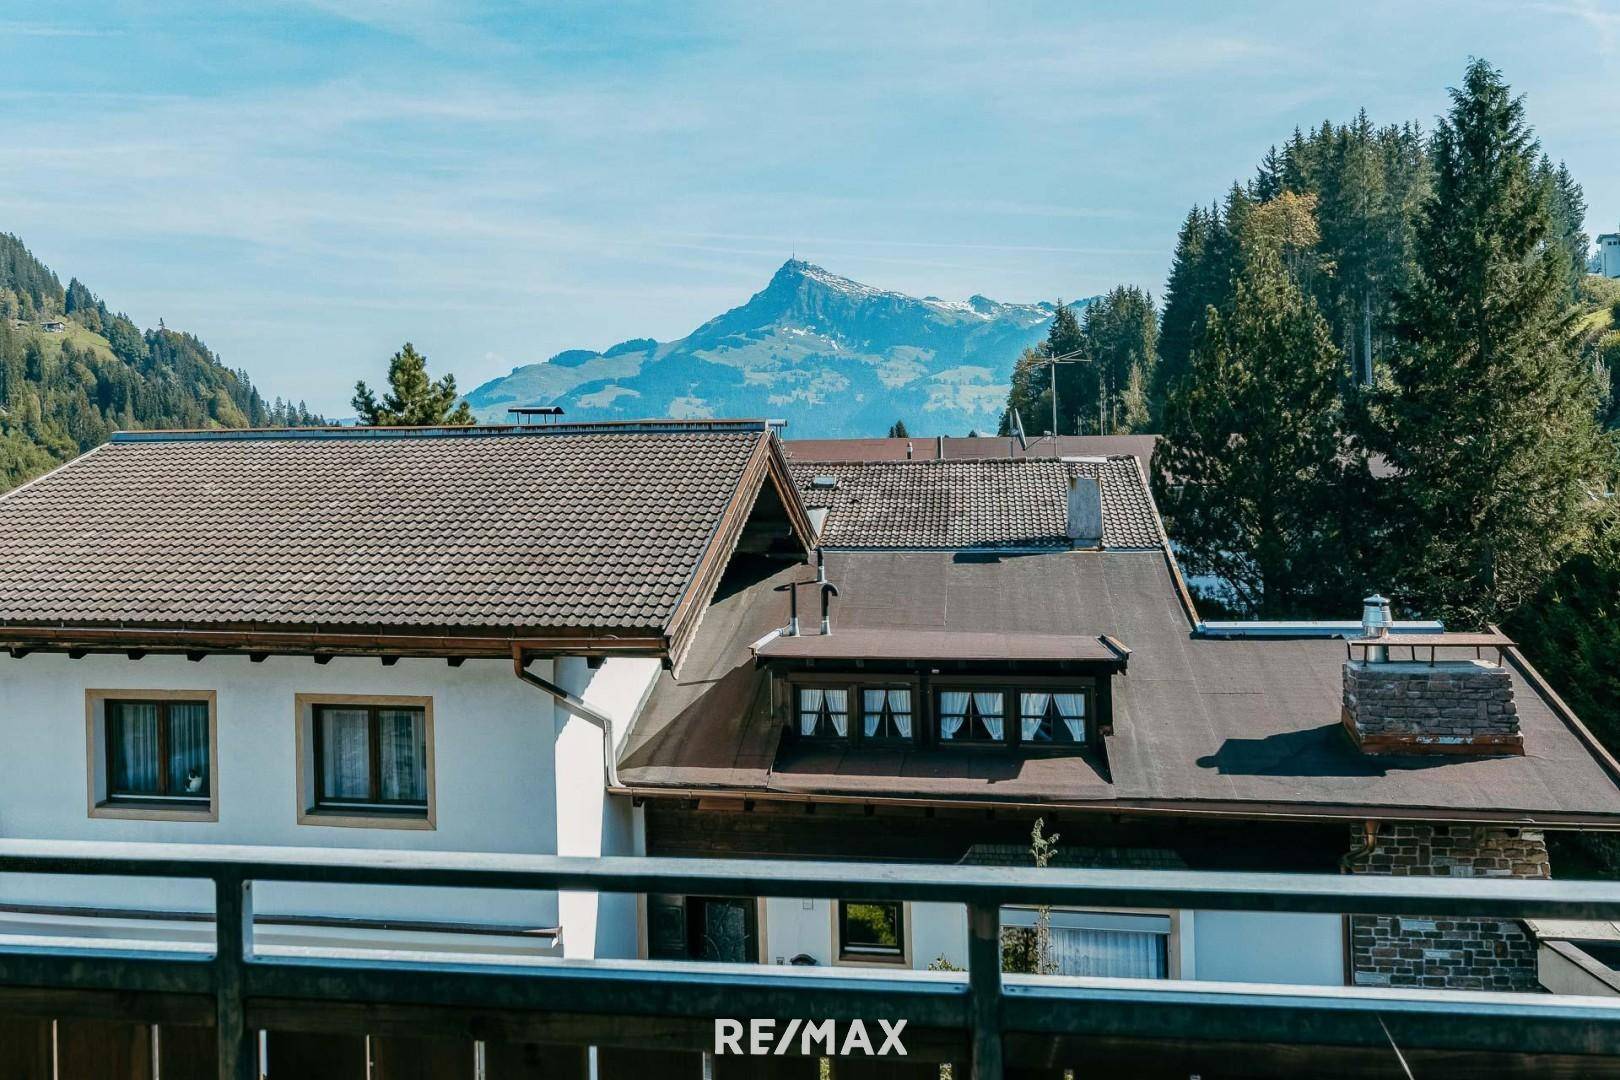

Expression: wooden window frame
xmin=835 ymin=899 xmax=910 ymax=966
xmin=296 ymin=693 xmax=435 ymax=830
xmin=85 ymin=689 xmax=218 ymax=823
xmin=934 ymin=686 xmax=1012 ymax=746
xmin=1015 ymin=686 xmax=1093 ymax=748
xmin=857 ymin=684 xmax=916 ymax=745
xmin=784 ymin=675 xmax=922 ymax=748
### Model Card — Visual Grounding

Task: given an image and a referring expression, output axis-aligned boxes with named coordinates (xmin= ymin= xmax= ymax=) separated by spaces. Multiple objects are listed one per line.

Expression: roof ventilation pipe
xmin=1066 ymin=474 xmax=1103 ymax=548
xmin=1361 ymin=594 xmax=1392 ymax=661
xmin=815 ymin=550 xmax=839 ymax=635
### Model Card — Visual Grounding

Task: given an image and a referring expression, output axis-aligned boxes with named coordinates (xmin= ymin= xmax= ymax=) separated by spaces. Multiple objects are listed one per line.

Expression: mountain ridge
xmin=464 ymin=259 xmax=1086 ymax=437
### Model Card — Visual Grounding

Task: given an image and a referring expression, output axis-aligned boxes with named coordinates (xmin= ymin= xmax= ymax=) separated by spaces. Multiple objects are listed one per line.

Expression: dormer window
xmin=797 ymin=687 xmax=849 ymax=737
xmin=938 ymin=691 xmax=1005 ymax=743
xmin=861 ymin=688 xmax=913 ymax=740
xmin=1020 ymin=692 xmax=1087 ymax=744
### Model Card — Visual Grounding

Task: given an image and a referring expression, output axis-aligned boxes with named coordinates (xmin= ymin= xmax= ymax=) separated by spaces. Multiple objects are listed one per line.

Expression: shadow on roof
xmin=1194 ymin=724 xmax=1500 ymax=778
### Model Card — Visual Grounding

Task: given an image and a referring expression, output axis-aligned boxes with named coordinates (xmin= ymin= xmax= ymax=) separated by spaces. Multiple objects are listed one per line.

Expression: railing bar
xmin=3 ymin=841 xmax=1620 ymax=919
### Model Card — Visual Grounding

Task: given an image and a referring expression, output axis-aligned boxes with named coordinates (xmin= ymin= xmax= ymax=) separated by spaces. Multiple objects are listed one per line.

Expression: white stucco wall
xmin=552 ymin=655 xmax=661 ymax=959
xmin=0 ymin=650 xmax=649 ymax=947
xmin=755 ymin=901 xmax=1343 ymax=985
xmin=1192 ymin=911 xmax=1344 ymax=985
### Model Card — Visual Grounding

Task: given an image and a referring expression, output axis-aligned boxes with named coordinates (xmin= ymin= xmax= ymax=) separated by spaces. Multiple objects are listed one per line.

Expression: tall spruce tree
xmin=353 ymin=342 xmax=476 ymax=426
xmin=1153 ymin=205 xmax=1219 ymax=415
xmin=1154 ymin=247 xmax=1354 ymax=617
xmin=1372 ymin=59 xmax=1614 ymax=627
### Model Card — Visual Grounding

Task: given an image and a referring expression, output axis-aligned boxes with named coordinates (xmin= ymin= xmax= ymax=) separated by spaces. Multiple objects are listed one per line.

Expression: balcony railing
xmin=4 ymin=838 xmax=1620 ymax=1078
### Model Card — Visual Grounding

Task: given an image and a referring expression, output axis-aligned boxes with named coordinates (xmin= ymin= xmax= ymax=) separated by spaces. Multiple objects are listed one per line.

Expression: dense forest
xmin=0 ymin=233 xmax=322 ymax=487
xmin=1004 ymin=61 xmax=1620 ymax=859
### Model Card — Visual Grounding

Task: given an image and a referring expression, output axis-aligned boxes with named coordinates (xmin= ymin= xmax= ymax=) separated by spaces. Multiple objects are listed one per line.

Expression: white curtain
xmin=1054 ymin=693 xmax=1086 ymax=741
xmin=168 ymin=702 xmax=210 ymax=795
xmin=1020 ymin=692 xmax=1051 ymax=741
xmin=863 ymin=689 xmax=884 ymax=736
xmin=379 ymin=708 xmax=426 ymax=802
xmin=321 ymin=708 xmax=372 ymax=800
xmin=825 ymin=689 xmax=849 ymax=736
xmin=111 ymin=703 xmax=160 ymax=794
xmin=798 ymin=689 xmax=824 ymax=736
xmin=974 ymin=692 xmax=1004 ymax=741
xmin=939 ymin=691 xmax=969 ymax=740
xmin=1049 ymin=927 xmax=1166 ymax=979
xmin=890 ymin=689 xmax=912 ymax=738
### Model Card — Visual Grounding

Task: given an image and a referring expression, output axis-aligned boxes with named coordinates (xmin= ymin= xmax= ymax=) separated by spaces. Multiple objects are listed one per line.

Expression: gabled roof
xmin=790 ymin=456 xmax=1164 ymax=550
xmin=0 ymin=422 xmax=813 ymax=661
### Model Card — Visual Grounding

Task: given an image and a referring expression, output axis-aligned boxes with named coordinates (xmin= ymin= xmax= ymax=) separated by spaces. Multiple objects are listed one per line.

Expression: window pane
xmin=938 ymin=691 xmax=970 ymax=740
xmin=109 ymin=703 xmax=160 ymax=795
xmin=378 ymin=708 xmax=427 ymax=803
xmin=167 ymin=702 xmax=210 ymax=797
xmin=1048 ymin=927 xmax=1166 ymax=978
xmin=842 ymin=901 xmax=903 ymax=954
xmin=797 ymin=688 xmax=824 ymax=736
xmin=320 ymin=708 xmax=372 ymax=801
xmin=1053 ymin=693 xmax=1087 ymax=742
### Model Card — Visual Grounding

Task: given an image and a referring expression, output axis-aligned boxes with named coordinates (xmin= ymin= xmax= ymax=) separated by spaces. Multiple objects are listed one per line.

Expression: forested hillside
xmin=0 ymin=233 xmax=321 ymax=488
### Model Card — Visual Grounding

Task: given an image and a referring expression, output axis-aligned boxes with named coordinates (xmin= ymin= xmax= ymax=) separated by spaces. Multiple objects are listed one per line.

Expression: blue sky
xmin=1 ymin=1 xmax=1617 ymax=414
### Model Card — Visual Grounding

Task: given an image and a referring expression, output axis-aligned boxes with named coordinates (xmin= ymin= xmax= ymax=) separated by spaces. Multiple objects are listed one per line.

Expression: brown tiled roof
xmin=0 ymin=426 xmax=804 ymax=648
xmin=790 ymin=457 xmax=1164 ymax=550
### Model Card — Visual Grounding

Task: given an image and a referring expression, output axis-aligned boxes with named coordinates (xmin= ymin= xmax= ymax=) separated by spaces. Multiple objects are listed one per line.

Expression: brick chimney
xmin=1341 ymin=600 xmax=1522 ymax=755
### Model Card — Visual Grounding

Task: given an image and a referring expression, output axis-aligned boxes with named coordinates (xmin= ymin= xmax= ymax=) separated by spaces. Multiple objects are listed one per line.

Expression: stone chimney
xmin=1065 ymin=475 xmax=1102 ymax=548
xmin=1342 ymin=649 xmax=1522 ymax=756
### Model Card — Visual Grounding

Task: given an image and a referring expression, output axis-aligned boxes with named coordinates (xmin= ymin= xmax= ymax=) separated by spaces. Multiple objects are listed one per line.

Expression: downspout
xmin=513 ymin=647 xmax=621 ymax=788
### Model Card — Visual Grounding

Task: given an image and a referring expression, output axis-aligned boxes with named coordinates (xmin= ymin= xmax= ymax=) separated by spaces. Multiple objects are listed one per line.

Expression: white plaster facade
xmin=747 ymin=901 xmax=1344 ymax=985
xmin=0 ymin=650 xmax=659 ymax=958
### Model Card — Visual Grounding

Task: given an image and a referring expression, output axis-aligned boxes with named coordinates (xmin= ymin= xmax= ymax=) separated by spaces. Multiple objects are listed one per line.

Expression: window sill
xmin=836 ymin=950 xmax=908 ymax=967
xmin=298 ymin=806 xmax=435 ymax=831
xmin=90 ymin=799 xmax=216 ymax=823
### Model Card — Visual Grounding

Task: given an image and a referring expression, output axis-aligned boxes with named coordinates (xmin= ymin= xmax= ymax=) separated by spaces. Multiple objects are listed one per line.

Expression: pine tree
xmin=1540 ymin=157 xmax=1590 ymax=299
xmin=1372 ymin=59 xmax=1614 ymax=627
xmin=352 ymin=342 xmax=476 ymax=426
xmin=887 ymin=419 xmax=909 ymax=438
xmin=1153 ymin=205 xmax=1218 ymax=414
xmin=1154 ymin=247 xmax=1355 ymax=617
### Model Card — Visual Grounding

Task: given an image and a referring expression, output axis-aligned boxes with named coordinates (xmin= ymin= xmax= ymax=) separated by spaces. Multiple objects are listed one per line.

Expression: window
xmin=298 ymin=695 xmax=434 ymax=827
xmin=87 ymin=691 xmax=217 ymax=821
xmin=797 ymin=687 xmax=849 ymax=738
xmin=838 ymin=900 xmax=905 ymax=962
xmin=1001 ymin=909 xmax=1170 ymax=979
xmin=937 ymin=690 xmax=1006 ymax=743
xmin=314 ymin=704 xmax=428 ymax=811
xmin=105 ymin=699 xmax=211 ymax=802
xmin=861 ymin=687 xmax=913 ymax=740
xmin=1018 ymin=691 xmax=1087 ymax=744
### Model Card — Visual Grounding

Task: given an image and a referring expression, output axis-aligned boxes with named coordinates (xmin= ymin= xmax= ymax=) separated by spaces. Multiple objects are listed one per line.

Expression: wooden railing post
xmin=967 ymin=902 xmax=1003 ymax=1080
xmin=215 ymin=874 xmax=256 ymax=1080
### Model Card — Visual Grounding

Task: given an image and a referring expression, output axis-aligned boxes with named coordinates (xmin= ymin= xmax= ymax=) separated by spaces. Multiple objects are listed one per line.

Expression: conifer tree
xmin=352 ymin=342 xmax=476 ymax=426
xmin=887 ymin=419 xmax=909 ymax=438
xmin=1154 ymin=247 xmax=1353 ymax=617
xmin=1372 ymin=59 xmax=1614 ymax=627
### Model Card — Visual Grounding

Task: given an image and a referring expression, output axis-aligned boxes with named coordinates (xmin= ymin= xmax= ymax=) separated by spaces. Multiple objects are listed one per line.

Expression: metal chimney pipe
xmin=1361 ymin=594 xmax=1391 ymax=662
xmin=819 ymin=580 xmax=839 ymax=635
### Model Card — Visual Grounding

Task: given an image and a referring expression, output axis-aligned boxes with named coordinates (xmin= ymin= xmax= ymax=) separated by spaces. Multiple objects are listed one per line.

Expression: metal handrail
xmin=6 ymin=839 xmax=1620 ymax=1079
